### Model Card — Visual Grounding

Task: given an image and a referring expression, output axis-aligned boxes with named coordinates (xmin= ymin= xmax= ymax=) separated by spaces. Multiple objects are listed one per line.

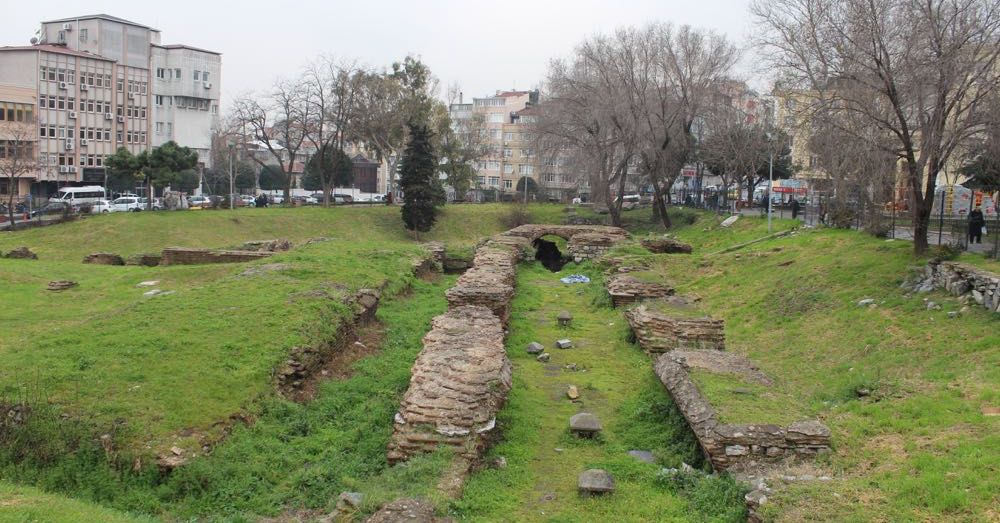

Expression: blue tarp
xmin=559 ymin=274 xmax=591 ymax=284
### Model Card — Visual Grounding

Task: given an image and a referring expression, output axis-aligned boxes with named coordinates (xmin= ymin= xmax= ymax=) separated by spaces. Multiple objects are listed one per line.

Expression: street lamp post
xmin=766 ymin=131 xmax=775 ymax=233
xmin=768 ymin=151 xmax=774 ymax=233
xmin=228 ymin=143 xmax=235 ymax=210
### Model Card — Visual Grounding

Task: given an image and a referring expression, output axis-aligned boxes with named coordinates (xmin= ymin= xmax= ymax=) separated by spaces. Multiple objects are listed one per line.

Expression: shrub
xmin=500 ymin=205 xmax=533 ymax=229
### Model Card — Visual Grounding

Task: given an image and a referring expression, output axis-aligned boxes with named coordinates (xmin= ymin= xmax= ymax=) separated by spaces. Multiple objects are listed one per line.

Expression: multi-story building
xmin=151 ymin=45 xmax=221 ymax=165
xmin=0 ymin=14 xmax=220 ymax=199
xmin=451 ymin=90 xmax=540 ymax=200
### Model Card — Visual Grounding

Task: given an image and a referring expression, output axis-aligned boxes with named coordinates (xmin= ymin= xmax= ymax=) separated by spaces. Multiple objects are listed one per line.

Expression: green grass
xmin=453 ymin=263 xmax=746 ymax=522
xmin=608 ymin=220 xmax=999 ymax=521
xmin=0 ymin=204 xmax=569 ymax=263
xmin=1 ymin=275 xmax=458 ymax=521
xmin=2 ymin=204 xmax=997 ymax=522
xmin=0 ymin=481 xmax=154 ymax=523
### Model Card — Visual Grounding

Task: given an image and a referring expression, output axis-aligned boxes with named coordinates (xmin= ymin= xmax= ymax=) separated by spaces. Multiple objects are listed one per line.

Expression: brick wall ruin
xmin=653 ymin=354 xmax=831 ymax=471
xmin=277 ymin=289 xmax=381 ymax=398
xmin=625 ymin=302 xmax=725 ymax=353
xmin=925 ymin=260 xmax=1000 ymax=313
xmin=160 ymin=247 xmax=274 ymax=265
xmin=387 ymin=305 xmax=511 ymax=463
xmin=606 ymin=272 xmax=676 ymax=307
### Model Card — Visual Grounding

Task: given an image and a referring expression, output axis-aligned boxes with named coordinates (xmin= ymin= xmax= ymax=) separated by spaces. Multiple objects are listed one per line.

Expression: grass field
xmin=613 ymin=214 xmax=1000 ymax=522
xmin=1 ymin=204 xmax=998 ymax=522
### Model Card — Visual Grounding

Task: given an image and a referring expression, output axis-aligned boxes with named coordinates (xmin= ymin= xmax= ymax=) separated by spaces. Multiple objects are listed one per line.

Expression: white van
xmin=52 ymin=186 xmax=107 ymax=207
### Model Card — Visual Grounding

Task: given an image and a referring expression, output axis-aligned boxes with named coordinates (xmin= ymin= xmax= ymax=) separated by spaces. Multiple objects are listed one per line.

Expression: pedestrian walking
xmin=791 ymin=198 xmax=801 ymax=219
xmin=969 ymin=205 xmax=985 ymax=244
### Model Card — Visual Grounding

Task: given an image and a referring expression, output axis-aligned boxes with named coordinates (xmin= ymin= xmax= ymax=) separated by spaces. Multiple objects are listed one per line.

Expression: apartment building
xmin=0 ymin=14 xmax=220 ymax=198
xmin=151 ymin=45 xmax=221 ymax=166
xmin=452 ymin=90 xmax=540 ymax=200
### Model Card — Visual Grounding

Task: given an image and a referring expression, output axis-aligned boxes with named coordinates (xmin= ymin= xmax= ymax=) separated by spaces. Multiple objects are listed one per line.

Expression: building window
xmin=504 ymin=132 xmax=514 ymax=141
xmin=203 ymin=72 xmax=210 ymax=82
xmin=155 ymin=122 xmax=163 ymax=134
xmin=79 ymin=28 xmax=88 ymax=42
xmin=503 ymin=164 xmax=513 ymax=174
xmin=193 ymin=71 xmax=200 ymax=81
xmin=488 ymin=176 xmax=500 ymax=186
xmin=488 ymin=113 xmax=504 ymax=123
xmin=503 ymin=180 xmax=512 ymax=189
xmin=156 ymin=68 xmax=166 ymax=79
xmin=174 ymin=68 xmax=181 ymax=79
xmin=117 ymin=79 xmax=124 ymax=92
xmin=503 ymin=147 xmax=512 ymax=158
xmin=155 ymin=95 xmax=163 ymax=106
xmin=477 ymin=176 xmax=486 ymax=185
xmin=519 ymin=164 xmax=533 ymax=175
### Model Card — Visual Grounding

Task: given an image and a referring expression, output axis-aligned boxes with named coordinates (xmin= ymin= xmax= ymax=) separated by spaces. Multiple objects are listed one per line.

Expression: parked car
xmin=188 ymin=195 xmax=212 ymax=208
xmin=269 ymin=194 xmax=285 ymax=204
xmin=31 ymin=201 xmax=72 ymax=218
xmin=90 ymin=199 xmax=114 ymax=214
xmin=111 ymin=197 xmax=143 ymax=212
xmin=292 ymin=195 xmax=318 ymax=205
xmin=138 ymin=197 xmax=163 ymax=210
xmin=240 ymin=195 xmax=256 ymax=207
xmin=333 ymin=193 xmax=354 ymax=204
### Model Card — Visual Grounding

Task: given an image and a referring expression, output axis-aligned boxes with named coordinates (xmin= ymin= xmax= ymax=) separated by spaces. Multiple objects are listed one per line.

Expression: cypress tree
xmin=399 ymin=123 xmax=439 ymax=235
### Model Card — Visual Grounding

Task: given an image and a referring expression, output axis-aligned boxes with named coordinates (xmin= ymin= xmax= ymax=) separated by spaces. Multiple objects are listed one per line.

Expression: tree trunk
xmin=6 ymin=188 xmax=16 ymax=230
xmin=283 ymin=161 xmax=292 ymax=205
xmin=652 ymin=182 xmax=671 ymax=229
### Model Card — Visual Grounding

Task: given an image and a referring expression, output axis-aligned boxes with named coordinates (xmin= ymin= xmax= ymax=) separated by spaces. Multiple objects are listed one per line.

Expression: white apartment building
xmin=0 ymin=14 xmax=220 ymax=198
xmin=151 ymin=45 xmax=221 ymax=166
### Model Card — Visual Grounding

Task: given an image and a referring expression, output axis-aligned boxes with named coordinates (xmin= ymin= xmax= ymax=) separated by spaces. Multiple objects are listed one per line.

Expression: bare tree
xmin=0 ymin=123 xmax=37 ymax=227
xmin=303 ymin=57 xmax=363 ymax=206
xmin=539 ymin=23 xmax=738 ymax=228
xmin=537 ymin=38 xmax=635 ymax=226
xmin=752 ymin=0 xmax=1000 ymax=253
xmin=231 ymin=79 xmax=312 ymax=203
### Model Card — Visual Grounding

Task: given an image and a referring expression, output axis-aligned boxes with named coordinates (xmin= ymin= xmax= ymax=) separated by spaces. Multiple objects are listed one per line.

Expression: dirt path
xmin=455 ymin=263 xmax=707 ymax=521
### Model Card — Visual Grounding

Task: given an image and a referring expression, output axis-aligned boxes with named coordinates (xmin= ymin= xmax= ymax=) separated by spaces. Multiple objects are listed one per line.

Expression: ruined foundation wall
xmin=625 ymin=304 xmax=725 ymax=353
xmin=653 ymin=355 xmax=831 ymax=472
xmin=387 ymin=305 xmax=511 ymax=463
xmin=926 ymin=261 xmax=1000 ymax=313
xmin=160 ymin=247 xmax=274 ymax=265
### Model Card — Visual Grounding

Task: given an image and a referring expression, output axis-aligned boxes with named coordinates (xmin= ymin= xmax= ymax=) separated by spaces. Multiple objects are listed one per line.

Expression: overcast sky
xmin=5 ymin=0 xmax=757 ymax=107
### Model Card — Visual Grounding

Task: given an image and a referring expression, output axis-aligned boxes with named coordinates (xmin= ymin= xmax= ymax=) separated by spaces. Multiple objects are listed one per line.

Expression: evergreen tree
xmin=399 ymin=123 xmax=439 ymax=234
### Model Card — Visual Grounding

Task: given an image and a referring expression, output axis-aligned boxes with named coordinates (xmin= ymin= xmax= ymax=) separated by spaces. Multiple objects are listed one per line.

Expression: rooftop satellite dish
xmin=30 ymin=37 xmax=38 ymax=45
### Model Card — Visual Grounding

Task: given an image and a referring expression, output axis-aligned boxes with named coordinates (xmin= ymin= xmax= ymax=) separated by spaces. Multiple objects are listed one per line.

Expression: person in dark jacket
xmin=969 ymin=206 xmax=985 ymax=244
xmin=791 ymin=198 xmax=801 ymax=219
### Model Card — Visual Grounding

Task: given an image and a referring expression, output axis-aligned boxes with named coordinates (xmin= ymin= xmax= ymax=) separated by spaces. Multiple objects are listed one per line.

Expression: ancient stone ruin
xmin=500 ymin=223 xmax=629 ymax=263
xmin=160 ymin=247 xmax=274 ymax=265
xmin=924 ymin=260 xmax=1000 ymax=313
xmin=365 ymin=498 xmax=449 ymax=523
xmin=276 ymin=288 xmax=381 ymax=398
xmin=625 ymin=300 xmax=725 ymax=353
xmin=239 ymin=239 xmax=293 ymax=252
xmin=387 ymin=305 xmax=511 ymax=464
xmin=641 ymin=237 xmax=693 ymax=254
xmin=653 ymin=353 xmax=830 ymax=472
xmin=606 ymin=272 xmax=676 ymax=307
xmin=82 ymin=252 xmax=125 ymax=265
xmin=46 ymin=280 xmax=78 ymax=291
xmin=3 ymin=246 xmax=38 ymax=259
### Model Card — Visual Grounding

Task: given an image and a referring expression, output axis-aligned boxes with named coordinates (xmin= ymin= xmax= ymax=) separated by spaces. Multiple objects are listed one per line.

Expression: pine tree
xmin=399 ymin=123 xmax=440 ymax=235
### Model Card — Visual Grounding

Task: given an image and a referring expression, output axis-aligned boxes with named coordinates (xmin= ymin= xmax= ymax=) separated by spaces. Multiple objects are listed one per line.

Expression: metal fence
xmin=675 ymin=184 xmax=1000 ymax=260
